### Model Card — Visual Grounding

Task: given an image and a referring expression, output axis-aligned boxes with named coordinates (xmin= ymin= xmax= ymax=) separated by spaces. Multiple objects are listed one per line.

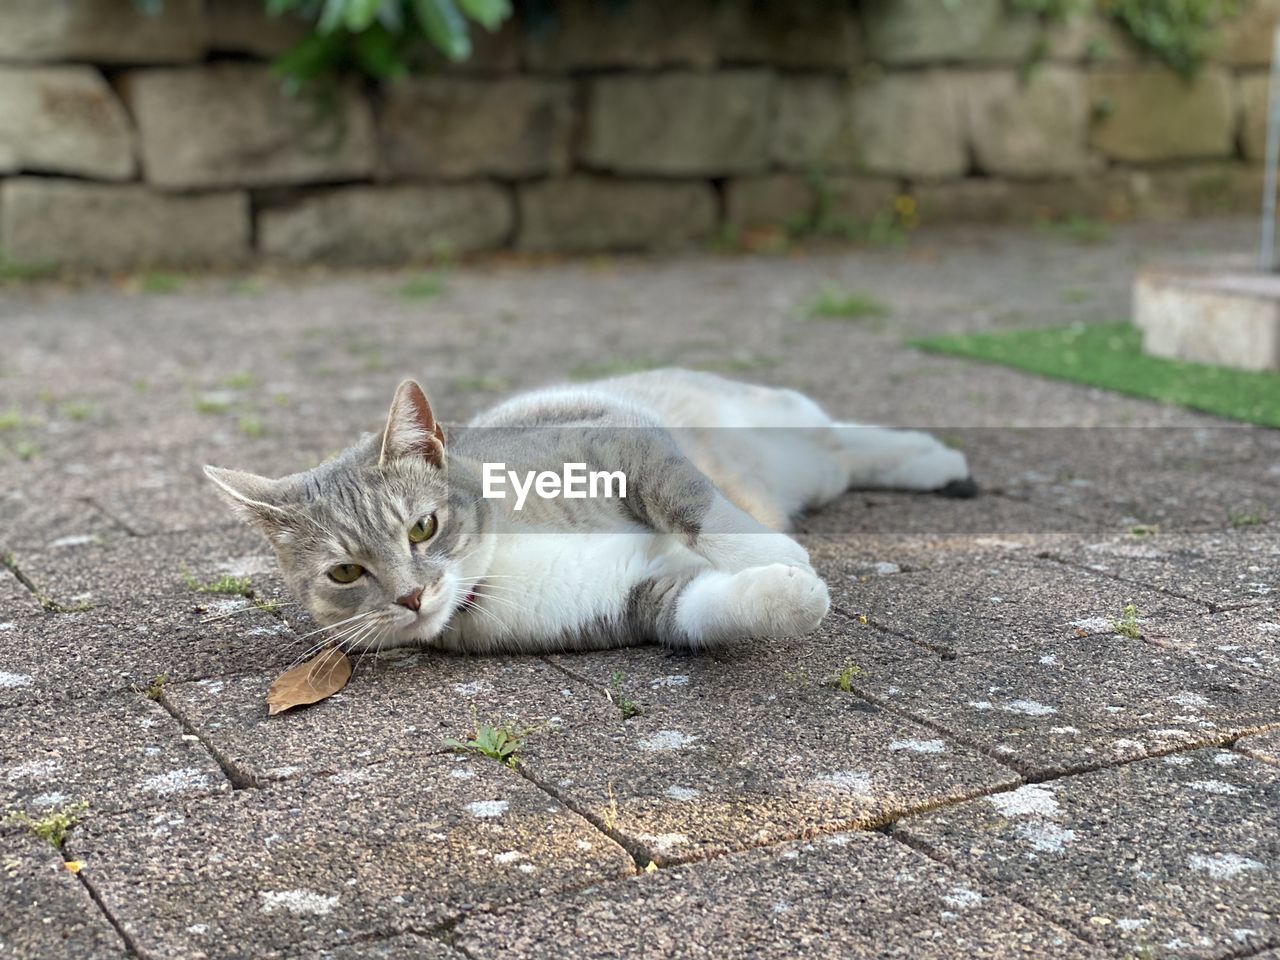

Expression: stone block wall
xmin=1 ymin=0 xmax=1278 ymax=269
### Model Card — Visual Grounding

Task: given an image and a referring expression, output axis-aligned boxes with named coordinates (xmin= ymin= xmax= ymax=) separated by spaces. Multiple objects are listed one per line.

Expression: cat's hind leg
xmin=831 ymin=425 xmax=976 ymax=498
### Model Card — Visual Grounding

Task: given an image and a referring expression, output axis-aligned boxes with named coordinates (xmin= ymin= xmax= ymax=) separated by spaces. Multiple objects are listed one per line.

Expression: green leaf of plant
xmin=344 ymin=0 xmax=384 ymax=32
xmin=458 ymin=0 xmax=512 ymax=32
xmin=376 ymin=0 xmax=404 ymax=31
xmin=272 ymin=32 xmax=348 ymax=86
xmin=352 ymin=27 xmax=409 ymax=79
xmin=412 ymin=0 xmax=473 ymax=61
xmin=317 ymin=0 xmax=348 ymax=34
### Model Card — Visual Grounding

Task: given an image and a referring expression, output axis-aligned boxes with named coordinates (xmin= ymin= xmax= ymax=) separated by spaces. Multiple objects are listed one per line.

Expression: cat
xmin=205 ymin=370 xmax=974 ymax=655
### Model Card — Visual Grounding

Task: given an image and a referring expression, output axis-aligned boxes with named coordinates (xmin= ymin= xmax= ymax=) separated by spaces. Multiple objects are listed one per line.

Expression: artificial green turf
xmin=907 ymin=323 xmax=1280 ymax=428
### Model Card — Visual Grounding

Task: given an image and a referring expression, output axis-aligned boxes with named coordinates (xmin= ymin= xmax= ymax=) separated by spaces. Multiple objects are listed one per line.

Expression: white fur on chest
xmin=453 ymin=531 xmax=707 ymax=649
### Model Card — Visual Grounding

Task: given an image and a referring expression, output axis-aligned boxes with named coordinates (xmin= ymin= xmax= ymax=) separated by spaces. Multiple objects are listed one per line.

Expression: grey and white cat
xmin=206 ymin=370 xmax=973 ymax=655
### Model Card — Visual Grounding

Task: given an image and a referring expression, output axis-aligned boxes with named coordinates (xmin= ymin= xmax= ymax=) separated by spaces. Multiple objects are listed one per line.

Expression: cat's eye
xmin=327 ymin=563 xmax=365 ymax=584
xmin=408 ymin=514 xmax=438 ymax=544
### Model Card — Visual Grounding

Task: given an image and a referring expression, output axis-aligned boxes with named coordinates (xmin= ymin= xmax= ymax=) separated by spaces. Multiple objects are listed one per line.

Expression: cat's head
xmin=204 ymin=380 xmax=492 ymax=650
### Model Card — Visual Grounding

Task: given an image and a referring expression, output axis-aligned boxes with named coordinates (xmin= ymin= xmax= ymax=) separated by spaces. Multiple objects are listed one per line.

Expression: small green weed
xmin=804 ymin=287 xmax=890 ymax=322
xmin=607 ymin=671 xmax=644 ymax=720
xmin=230 ymin=277 xmax=265 ymax=295
xmin=5 ymin=801 xmax=88 ymax=848
xmin=58 ymin=402 xmax=95 ymax=422
xmin=12 ymin=439 xmax=39 ymax=462
xmin=443 ymin=722 xmax=529 ymax=767
xmin=184 ymin=572 xmax=253 ymax=596
xmin=142 ymin=674 xmax=168 ymax=700
xmin=0 ymin=553 xmax=72 ymax=612
xmin=1111 ymin=603 xmax=1141 ymax=639
xmin=193 ymin=394 xmax=231 ymax=415
xmin=0 ymin=256 xmax=57 ymax=282
xmin=237 ymin=415 xmax=265 ymax=439
xmin=1127 ymin=524 xmax=1159 ymax=539
xmin=451 ymin=375 xmax=509 ymax=393
xmin=830 ymin=663 xmax=868 ymax=692
xmin=139 ymin=272 xmax=184 ymax=294
xmin=224 ymin=371 xmax=257 ymax=390
xmin=696 ymin=355 xmax=781 ymax=374
xmin=398 ymin=273 xmax=445 ymax=300
xmin=0 ymin=410 xmax=22 ymax=431
xmin=1228 ymin=509 xmax=1266 ymax=528
xmin=1037 ymin=215 xmax=1110 ymax=245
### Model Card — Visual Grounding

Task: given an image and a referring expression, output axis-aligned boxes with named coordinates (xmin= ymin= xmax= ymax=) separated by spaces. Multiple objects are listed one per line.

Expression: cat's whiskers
xmin=198 ymin=599 xmax=300 ymax=625
xmin=461 ymin=583 xmax=523 ymax=607
xmin=284 ymin=611 xmax=381 ymax=667
xmin=289 ymin=609 xmax=377 ymax=644
xmin=458 ymin=594 xmax=511 ymax=638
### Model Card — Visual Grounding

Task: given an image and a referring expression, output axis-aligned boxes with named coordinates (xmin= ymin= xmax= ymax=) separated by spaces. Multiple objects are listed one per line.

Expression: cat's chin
xmin=397 ymin=606 xmax=455 ymax=647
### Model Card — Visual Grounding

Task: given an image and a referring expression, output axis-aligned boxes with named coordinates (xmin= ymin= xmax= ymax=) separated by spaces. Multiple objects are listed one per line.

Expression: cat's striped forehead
xmin=293 ymin=457 xmax=449 ymax=554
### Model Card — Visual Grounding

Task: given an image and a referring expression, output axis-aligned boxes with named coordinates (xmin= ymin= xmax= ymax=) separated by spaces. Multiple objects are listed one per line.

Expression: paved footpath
xmin=1 ymin=219 xmax=1277 ymax=959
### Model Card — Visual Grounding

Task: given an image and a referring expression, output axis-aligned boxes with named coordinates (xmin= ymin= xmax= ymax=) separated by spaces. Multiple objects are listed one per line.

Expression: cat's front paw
xmin=678 ymin=564 xmax=829 ymax=647
xmin=731 ymin=564 xmax=830 ymax=636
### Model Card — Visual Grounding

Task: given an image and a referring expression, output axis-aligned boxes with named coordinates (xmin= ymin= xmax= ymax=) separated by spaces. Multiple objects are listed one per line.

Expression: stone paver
xmin=1 ymin=832 xmax=128 ymax=959
xmin=169 ymin=645 xmax=1019 ymax=868
xmin=1238 ymin=729 xmax=1280 ymax=766
xmin=0 ymin=217 xmax=1276 ymax=955
xmin=162 ymin=652 xmax=605 ymax=786
xmin=0 ymin=693 xmax=226 ymax=822
xmin=316 ymin=934 xmax=464 ymax=959
xmin=1043 ymin=531 xmax=1280 ymax=612
xmin=0 ymin=532 xmax=300 ymax=705
xmin=1142 ymin=606 xmax=1280 ymax=677
xmin=69 ymin=757 xmax=633 ymax=958
xmin=893 ymin=749 xmax=1280 ymax=958
xmin=804 ymin=618 xmax=1279 ymax=778
xmin=963 ymin=425 xmax=1280 ymax=534
xmin=456 ymin=829 xmax=1095 ymax=959
xmin=541 ymin=645 xmax=1019 ymax=865
xmin=819 ymin=552 xmax=1202 ymax=655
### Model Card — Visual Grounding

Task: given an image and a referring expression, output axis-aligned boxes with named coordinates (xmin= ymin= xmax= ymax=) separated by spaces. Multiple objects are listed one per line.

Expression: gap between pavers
xmin=1236 ymin=729 xmax=1280 ymax=767
xmin=805 ymin=611 xmax=1280 ymax=781
xmin=890 ymin=747 xmax=1280 ymax=959
xmin=65 ymin=755 xmax=633 ymax=959
xmin=453 ymin=827 xmax=1097 ymax=959
xmin=164 ymin=641 xmax=1022 ymax=870
xmin=0 ymin=529 xmax=309 ymax=707
xmin=0 ymin=692 xmax=228 ymax=827
xmin=817 ymin=549 xmax=1202 ymax=657
xmin=1 ymin=831 xmax=130 ymax=958
xmin=536 ymin=644 xmax=1021 ymax=867
xmin=1040 ymin=529 xmax=1279 ymax=613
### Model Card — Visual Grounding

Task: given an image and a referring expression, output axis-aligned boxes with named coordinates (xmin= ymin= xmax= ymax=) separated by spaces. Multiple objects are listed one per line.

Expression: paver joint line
xmin=510 ymin=760 xmax=651 ymax=873
xmin=77 ymin=870 xmax=143 ymax=958
xmin=884 ymin=822 xmax=1110 ymax=951
xmin=1046 ymin=551 xmax=1222 ymax=613
xmin=155 ymin=688 xmax=262 ymax=791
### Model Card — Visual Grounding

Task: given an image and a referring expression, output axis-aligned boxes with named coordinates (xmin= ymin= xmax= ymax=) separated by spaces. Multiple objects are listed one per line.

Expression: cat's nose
xmin=396 ymin=587 xmax=423 ymax=612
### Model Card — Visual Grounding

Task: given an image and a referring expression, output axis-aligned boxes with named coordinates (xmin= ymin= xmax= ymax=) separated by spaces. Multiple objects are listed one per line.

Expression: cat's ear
xmin=379 ymin=379 xmax=445 ymax=468
xmin=204 ymin=465 xmax=294 ymax=531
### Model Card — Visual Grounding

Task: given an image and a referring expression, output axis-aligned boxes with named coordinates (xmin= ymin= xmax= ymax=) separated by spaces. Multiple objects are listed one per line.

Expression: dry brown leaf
xmin=267 ymin=647 xmax=352 ymax=716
